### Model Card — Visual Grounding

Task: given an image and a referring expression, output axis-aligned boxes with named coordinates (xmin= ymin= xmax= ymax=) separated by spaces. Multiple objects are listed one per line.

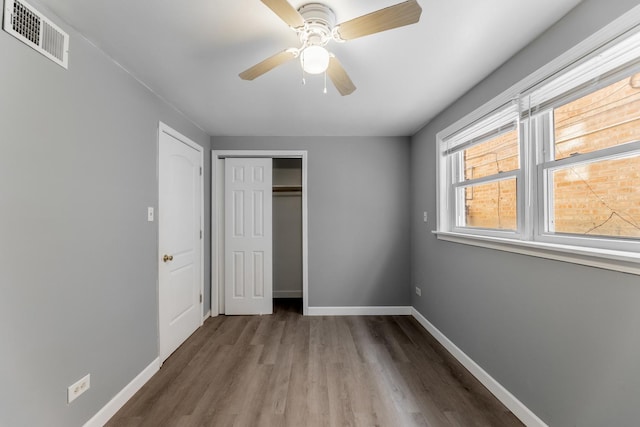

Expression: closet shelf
xmin=273 ymin=185 xmax=302 ymax=193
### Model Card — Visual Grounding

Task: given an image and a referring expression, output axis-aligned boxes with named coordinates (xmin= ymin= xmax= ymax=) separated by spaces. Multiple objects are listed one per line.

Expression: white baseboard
xmin=203 ymin=310 xmax=211 ymax=321
xmin=273 ymin=290 xmax=303 ymax=298
xmin=83 ymin=357 xmax=160 ymax=427
xmin=410 ymin=308 xmax=547 ymax=427
xmin=307 ymin=306 xmax=412 ymax=316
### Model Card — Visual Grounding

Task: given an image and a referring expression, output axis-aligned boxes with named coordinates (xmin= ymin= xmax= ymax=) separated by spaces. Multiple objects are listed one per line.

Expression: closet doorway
xmin=212 ymin=151 xmax=308 ymax=316
xmin=272 ymin=158 xmax=303 ymax=302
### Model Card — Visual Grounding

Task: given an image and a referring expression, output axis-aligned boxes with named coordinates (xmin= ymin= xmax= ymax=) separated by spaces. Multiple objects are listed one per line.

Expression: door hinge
xmin=200 ymin=230 xmax=203 ymax=239
xmin=200 ymin=294 xmax=203 ymax=303
xmin=199 ymin=167 xmax=202 ymax=176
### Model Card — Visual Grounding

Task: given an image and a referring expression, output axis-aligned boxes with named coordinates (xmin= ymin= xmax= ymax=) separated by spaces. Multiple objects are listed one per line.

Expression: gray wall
xmin=411 ymin=1 xmax=640 ymax=426
xmin=273 ymin=194 xmax=303 ymax=295
xmin=212 ymin=136 xmax=411 ymax=307
xmin=0 ymin=3 xmax=211 ymax=425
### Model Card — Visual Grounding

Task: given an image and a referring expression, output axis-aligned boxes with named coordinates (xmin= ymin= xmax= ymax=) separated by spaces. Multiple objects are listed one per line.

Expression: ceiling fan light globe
xmin=301 ymin=45 xmax=330 ymax=74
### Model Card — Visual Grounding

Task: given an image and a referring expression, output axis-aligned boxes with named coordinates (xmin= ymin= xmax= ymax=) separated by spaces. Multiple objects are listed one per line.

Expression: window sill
xmin=433 ymin=231 xmax=640 ymax=276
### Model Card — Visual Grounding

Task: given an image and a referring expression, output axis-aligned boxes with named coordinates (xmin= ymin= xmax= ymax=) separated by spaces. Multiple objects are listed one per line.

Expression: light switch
xmin=148 ymin=207 xmax=154 ymax=222
xmin=423 ymin=211 xmax=428 ymax=223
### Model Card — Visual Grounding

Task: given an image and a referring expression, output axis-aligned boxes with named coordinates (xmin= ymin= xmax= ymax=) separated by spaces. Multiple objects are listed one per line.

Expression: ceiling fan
xmin=239 ymin=0 xmax=422 ymax=96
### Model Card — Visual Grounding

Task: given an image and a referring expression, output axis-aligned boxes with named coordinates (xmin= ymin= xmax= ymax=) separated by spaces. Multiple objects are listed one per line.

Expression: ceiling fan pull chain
xmin=323 ymin=71 xmax=327 ymax=94
xmin=301 ymin=56 xmax=306 ymax=85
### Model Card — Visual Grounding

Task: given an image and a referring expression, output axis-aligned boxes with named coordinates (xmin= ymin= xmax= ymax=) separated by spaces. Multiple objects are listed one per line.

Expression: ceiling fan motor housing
xmin=297 ymin=3 xmax=335 ymax=47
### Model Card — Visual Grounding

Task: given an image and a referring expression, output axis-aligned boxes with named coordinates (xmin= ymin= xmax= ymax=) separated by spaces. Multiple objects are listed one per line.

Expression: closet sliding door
xmin=224 ymin=158 xmax=273 ymax=315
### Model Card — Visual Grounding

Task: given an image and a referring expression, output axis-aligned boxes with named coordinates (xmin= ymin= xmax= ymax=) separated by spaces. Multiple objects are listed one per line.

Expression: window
xmin=441 ymin=102 xmax=522 ymax=238
xmin=460 ymin=128 xmax=520 ymax=231
xmin=539 ymin=76 xmax=640 ymax=244
xmin=437 ymin=28 xmax=640 ymax=268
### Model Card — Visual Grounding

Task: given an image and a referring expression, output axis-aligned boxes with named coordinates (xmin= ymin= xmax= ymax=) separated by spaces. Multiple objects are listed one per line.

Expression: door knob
xmin=163 ymin=254 xmax=174 ymax=262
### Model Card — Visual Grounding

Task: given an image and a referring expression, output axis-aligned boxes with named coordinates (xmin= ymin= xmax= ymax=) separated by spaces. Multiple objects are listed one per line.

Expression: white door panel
xmin=159 ymin=126 xmax=202 ymax=361
xmin=225 ymin=158 xmax=272 ymax=315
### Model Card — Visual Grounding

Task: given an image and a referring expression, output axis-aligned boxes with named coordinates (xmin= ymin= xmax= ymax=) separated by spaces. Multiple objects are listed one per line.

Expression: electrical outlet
xmin=68 ymin=374 xmax=90 ymax=403
xmin=415 ymin=286 xmax=422 ymax=296
xmin=147 ymin=207 xmax=154 ymax=222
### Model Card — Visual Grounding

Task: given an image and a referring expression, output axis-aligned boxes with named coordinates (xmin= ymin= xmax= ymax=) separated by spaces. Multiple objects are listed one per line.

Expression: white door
xmin=224 ymin=158 xmax=273 ymax=315
xmin=159 ymin=125 xmax=203 ymax=362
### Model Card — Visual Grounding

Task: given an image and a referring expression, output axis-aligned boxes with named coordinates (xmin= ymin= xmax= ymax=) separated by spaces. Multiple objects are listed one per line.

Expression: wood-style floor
xmin=107 ymin=299 xmax=523 ymax=427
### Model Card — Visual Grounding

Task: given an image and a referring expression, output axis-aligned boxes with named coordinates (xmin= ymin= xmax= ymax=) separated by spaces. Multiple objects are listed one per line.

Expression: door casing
xmin=211 ymin=150 xmax=309 ymax=316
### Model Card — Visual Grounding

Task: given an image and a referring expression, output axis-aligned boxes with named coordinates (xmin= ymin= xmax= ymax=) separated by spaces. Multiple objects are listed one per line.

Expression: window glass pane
xmin=554 ymin=73 xmax=640 ymax=160
xmin=463 ymin=129 xmax=519 ymax=181
xmin=460 ymin=178 xmax=517 ymax=230
xmin=550 ymin=154 xmax=640 ymax=238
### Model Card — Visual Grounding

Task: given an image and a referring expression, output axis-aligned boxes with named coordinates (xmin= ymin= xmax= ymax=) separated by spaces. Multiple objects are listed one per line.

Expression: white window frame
xmin=435 ymin=7 xmax=640 ymax=276
xmin=445 ymin=110 xmax=524 ymax=239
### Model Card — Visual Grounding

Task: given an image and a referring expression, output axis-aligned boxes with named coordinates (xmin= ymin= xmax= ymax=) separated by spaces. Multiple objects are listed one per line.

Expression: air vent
xmin=3 ymin=0 xmax=68 ymax=68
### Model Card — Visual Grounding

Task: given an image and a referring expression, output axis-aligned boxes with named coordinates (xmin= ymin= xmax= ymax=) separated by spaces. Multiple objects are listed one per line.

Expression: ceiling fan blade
xmin=239 ymin=49 xmax=297 ymax=81
xmin=327 ymin=56 xmax=356 ymax=96
xmin=334 ymin=0 xmax=422 ymax=41
xmin=261 ymin=0 xmax=305 ymax=29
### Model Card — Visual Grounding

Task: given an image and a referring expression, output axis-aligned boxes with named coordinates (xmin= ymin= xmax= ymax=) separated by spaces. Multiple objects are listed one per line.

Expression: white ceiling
xmin=38 ymin=0 xmax=581 ymax=136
